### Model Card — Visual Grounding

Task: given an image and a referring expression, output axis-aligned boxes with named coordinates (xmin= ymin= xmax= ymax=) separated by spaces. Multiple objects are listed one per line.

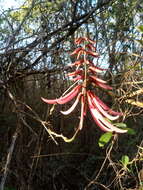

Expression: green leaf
xmin=98 ymin=132 xmax=113 ymax=147
xmin=127 ymin=128 xmax=136 ymax=135
xmin=114 ymin=123 xmax=135 ymax=135
xmin=114 ymin=123 xmax=127 ymax=128
xmin=120 ymin=155 xmax=129 ymax=167
xmin=136 ymin=25 xmax=143 ymax=33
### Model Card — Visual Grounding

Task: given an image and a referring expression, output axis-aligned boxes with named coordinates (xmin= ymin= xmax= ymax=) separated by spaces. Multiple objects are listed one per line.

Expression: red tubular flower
xmin=89 ymin=75 xmax=107 ymax=84
xmin=70 ymin=47 xmax=84 ymax=56
xmin=41 ymin=84 xmax=81 ymax=105
xmin=87 ymin=91 xmax=127 ymax=133
xmin=67 ymin=69 xmax=83 ymax=77
xmin=89 ymin=66 xmax=107 ymax=73
xmin=89 ymin=91 xmax=119 ymax=121
xmin=60 ymin=92 xmax=82 ymax=115
xmin=90 ymin=93 xmax=123 ymax=116
xmin=68 ymin=59 xmax=85 ymax=67
xmin=85 ymin=43 xmax=96 ymax=51
xmin=41 ymin=37 xmax=127 ymax=136
xmin=86 ymin=50 xmax=99 ymax=57
xmin=71 ymin=75 xmax=83 ymax=81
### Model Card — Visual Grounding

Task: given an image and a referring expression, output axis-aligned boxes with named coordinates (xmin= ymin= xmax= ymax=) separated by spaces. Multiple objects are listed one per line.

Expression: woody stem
xmin=83 ymin=46 xmax=87 ymax=96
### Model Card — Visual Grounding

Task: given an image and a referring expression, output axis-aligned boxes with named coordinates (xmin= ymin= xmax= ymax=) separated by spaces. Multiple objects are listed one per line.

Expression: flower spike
xmin=41 ymin=37 xmax=127 ymax=140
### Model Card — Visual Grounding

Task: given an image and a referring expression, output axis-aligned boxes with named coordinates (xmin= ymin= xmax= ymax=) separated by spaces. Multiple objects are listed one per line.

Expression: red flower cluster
xmin=42 ymin=37 xmax=127 ymax=133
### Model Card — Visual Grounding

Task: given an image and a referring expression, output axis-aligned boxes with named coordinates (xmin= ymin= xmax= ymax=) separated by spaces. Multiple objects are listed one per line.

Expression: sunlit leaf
xmin=125 ymin=99 xmax=143 ymax=108
xmin=98 ymin=132 xmax=113 ymax=147
xmin=120 ymin=155 xmax=129 ymax=167
xmin=136 ymin=25 xmax=143 ymax=33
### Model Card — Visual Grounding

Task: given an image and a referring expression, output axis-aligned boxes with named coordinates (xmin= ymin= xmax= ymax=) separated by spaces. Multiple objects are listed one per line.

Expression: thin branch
xmin=0 ymin=127 xmax=19 ymax=190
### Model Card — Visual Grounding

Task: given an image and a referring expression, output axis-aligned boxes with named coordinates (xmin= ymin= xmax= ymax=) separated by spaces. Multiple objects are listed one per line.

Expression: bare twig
xmin=0 ymin=126 xmax=19 ymax=190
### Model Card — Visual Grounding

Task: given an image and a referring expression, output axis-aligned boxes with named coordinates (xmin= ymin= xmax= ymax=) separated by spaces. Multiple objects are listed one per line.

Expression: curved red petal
xmin=67 ymin=69 xmax=83 ymax=77
xmin=71 ymin=75 xmax=83 ymax=81
xmin=92 ymin=94 xmax=123 ymax=116
xmin=85 ymin=44 xmax=96 ymax=51
xmin=90 ymin=75 xmax=107 ymax=84
xmin=86 ymin=50 xmax=99 ymax=57
xmin=89 ymin=91 xmax=119 ymax=120
xmin=74 ymin=37 xmax=96 ymax=45
xmin=60 ymin=93 xmax=82 ymax=115
xmin=70 ymin=47 xmax=83 ymax=56
xmin=89 ymin=66 xmax=107 ymax=73
xmin=68 ymin=59 xmax=85 ymax=67
xmin=41 ymin=97 xmax=57 ymax=104
xmin=87 ymin=92 xmax=127 ymax=133
xmin=57 ymin=84 xmax=81 ymax=104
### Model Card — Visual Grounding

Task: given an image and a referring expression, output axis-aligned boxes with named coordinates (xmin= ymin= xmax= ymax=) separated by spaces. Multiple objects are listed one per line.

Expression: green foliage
xmin=11 ymin=0 xmax=65 ymax=21
xmin=114 ymin=122 xmax=127 ymax=128
xmin=127 ymin=128 xmax=136 ymax=135
xmin=8 ymin=0 xmax=65 ymax=35
xmin=136 ymin=25 xmax=143 ymax=46
xmin=10 ymin=7 xmax=27 ymax=22
xmin=98 ymin=132 xmax=113 ymax=147
xmin=120 ymin=155 xmax=130 ymax=168
xmin=136 ymin=25 xmax=143 ymax=33
xmin=114 ymin=123 xmax=136 ymax=135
